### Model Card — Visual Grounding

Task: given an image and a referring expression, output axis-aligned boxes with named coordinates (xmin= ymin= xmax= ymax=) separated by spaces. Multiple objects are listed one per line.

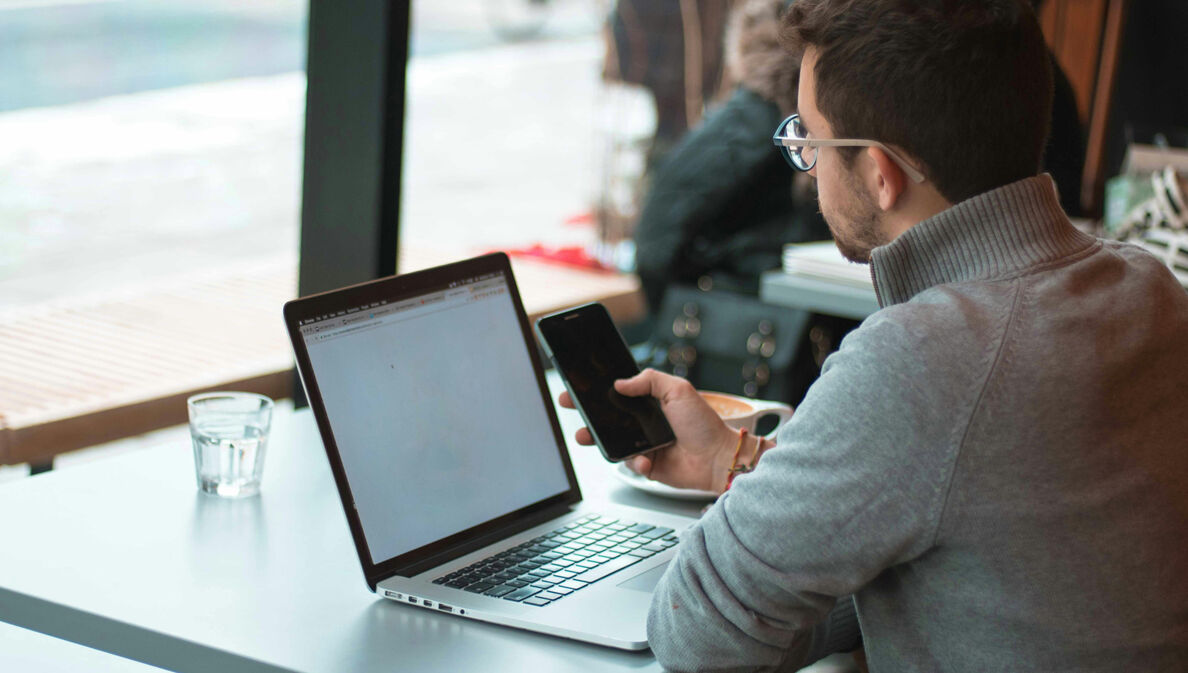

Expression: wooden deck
xmin=0 ymin=253 xmax=643 ymax=466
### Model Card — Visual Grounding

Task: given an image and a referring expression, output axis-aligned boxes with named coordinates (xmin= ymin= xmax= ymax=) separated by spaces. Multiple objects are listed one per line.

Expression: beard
xmin=820 ymin=168 xmax=885 ymax=264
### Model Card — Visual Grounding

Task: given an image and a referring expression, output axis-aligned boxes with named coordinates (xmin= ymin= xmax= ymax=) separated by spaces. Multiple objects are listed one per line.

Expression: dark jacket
xmin=634 ymin=0 xmax=824 ymax=312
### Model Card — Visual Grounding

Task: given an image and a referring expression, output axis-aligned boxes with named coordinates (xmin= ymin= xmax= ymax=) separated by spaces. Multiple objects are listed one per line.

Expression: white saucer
xmin=613 ymin=463 xmax=719 ymax=501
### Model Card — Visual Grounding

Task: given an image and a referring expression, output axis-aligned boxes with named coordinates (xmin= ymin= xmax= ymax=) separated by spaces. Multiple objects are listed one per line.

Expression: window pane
xmin=0 ymin=0 xmax=307 ymax=308
xmin=0 ymin=0 xmax=308 ymax=469
xmin=403 ymin=0 xmax=651 ymax=268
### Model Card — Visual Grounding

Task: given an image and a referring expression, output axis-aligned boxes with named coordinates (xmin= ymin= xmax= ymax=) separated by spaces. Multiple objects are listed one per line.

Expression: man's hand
xmin=558 ymin=368 xmax=740 ymax=493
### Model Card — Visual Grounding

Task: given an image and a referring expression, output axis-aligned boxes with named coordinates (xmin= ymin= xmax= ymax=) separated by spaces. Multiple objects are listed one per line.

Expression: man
xmin=562 ymin=1 xmax=1188 ymax=670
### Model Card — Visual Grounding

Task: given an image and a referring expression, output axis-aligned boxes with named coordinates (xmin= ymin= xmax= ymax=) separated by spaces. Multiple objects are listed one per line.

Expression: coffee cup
xmin=698 ymin=390 xmax=793 ymax=437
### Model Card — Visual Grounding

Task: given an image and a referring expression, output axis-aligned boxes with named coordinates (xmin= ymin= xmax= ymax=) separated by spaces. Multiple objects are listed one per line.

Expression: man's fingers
xmin=626 ymin=454 xmax=653 ymax=478
xmin=558 ymin=391 xmax=574 ymax=409
xmin=574 ymin=427 xmax=594 ymax=445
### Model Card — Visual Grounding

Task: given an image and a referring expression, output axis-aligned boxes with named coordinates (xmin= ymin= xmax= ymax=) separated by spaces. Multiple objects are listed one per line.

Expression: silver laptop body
xmin=283 ymin=253 xmax=697 ymax=650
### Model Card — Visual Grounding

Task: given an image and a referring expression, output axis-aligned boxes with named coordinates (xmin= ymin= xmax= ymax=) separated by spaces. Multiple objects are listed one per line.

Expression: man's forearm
xmin=647 ymin=512 xmax=835 ymax=673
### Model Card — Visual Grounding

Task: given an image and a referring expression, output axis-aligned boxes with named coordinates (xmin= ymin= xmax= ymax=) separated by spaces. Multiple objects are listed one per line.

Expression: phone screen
xmin=536 ymin=304 xmax=675 ymax=461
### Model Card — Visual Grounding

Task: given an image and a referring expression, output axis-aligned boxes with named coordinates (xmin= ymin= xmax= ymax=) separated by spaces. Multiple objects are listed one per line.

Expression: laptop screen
xmin=296 ymin=268 xmax=572 ymax=565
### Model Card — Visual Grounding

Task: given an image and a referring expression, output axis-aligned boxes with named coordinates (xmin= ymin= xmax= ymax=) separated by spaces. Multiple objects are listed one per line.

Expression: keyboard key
xmin=641 ymin=542 xmax=667 ymax=552
xmin=554 ymin=570 xmax=577 ymax=579
xmin=641 ymin=527 xmax=674 ymax=540
xmin=574 ymin=561 xmax=598 ymax=570
xmin=559 ymin=580 xmax=588 ymax=591
xmin=485 ymin=584 xmax=517 ymax=598
xmin=538 ymin=591 xmax=563 ymax=600
xmin=628 ymin=548 xmax=657 ymax=558
xmin=550 ymin=586 xmax=573 ymax=596
xmin=464 ymin=582 xmax=496 ymax=593
xmin=572 ymin=555 xmax=643 ymax=583
xmin=523 ymin=597 xmax=552 ymax=607
xmin=504 ymin=587 xmax=542 ymax=602
xmin=625 ymin=523 xmax=655 ymax=534
xmin=530 ymin=580 xmax=556 ymax=590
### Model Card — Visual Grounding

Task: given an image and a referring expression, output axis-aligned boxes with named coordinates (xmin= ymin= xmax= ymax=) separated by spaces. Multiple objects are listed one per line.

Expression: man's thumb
xmin=613 ymin=369 xmax=656 ymax=397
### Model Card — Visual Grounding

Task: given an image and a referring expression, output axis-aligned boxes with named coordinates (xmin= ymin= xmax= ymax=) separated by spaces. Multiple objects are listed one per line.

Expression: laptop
xmin=282 ymin=252 xmax=698 ymax=650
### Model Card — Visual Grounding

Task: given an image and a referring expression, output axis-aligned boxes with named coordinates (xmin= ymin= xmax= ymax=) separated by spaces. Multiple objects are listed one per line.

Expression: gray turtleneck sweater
xmin=648 ymin=176 xmax=1188 ymax=672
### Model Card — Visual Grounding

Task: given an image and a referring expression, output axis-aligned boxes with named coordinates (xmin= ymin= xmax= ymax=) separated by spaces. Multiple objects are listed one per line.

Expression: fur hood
xmin=725 ymin=0 xmax=799 ymax=114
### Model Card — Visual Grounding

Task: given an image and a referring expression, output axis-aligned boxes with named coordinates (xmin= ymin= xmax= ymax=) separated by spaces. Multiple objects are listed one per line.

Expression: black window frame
xmin=299 ymin=0 xmax=409 ymax=296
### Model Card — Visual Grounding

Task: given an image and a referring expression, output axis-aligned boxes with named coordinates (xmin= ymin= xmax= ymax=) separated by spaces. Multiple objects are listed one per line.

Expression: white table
xmin=0 ymin=375 xmax=856 ymax=673
xmin=0 ymin=375 xmax=698 ymax=673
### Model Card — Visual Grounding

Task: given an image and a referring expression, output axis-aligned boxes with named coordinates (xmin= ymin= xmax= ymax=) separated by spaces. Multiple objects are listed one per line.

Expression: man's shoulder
xmin=839 ymin=283 xmax=1018 ymax=365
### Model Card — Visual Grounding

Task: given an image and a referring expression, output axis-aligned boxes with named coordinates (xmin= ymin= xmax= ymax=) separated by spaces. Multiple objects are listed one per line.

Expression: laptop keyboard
xmin=432 ymin=514 xmax=679 ymax=607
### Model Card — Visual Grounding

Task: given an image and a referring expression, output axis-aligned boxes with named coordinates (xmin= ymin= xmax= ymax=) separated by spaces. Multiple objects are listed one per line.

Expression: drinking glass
xmin=187 ymin=392 xmax=274 ymax=498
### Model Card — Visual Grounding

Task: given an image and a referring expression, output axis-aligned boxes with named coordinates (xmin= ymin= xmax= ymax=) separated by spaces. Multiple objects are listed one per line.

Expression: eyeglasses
xmin=771 ymin=114 xmax=926 ymax=184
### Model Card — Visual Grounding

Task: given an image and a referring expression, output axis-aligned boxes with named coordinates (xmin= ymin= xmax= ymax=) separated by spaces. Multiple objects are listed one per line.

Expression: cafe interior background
xmin=0 ymin=0 xmax=1186 ymax=664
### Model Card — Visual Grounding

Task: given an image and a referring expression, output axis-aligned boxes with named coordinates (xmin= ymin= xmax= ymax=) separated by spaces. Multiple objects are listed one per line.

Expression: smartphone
xmin=535 ymin=303 xmax=676 ymax=462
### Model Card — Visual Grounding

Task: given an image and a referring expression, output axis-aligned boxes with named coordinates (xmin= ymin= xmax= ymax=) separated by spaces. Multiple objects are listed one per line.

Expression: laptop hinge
xmin=382 ymin=501 xmax=578 ymax=581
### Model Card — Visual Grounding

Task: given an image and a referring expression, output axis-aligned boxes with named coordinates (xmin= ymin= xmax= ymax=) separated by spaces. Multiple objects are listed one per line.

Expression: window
xmin=0 ymin=0 xmax=308 ymax=474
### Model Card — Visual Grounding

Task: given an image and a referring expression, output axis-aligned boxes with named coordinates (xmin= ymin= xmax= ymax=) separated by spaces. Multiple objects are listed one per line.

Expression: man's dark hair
xmin=782 ymin=0 xmax=1053 ymax=204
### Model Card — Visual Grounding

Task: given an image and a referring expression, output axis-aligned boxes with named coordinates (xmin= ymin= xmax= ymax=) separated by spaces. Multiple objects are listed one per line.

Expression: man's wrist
xmin=714 ymin=432 xmax=776 ymax=493
xmin=711 ymin=428 xmax=744 ymax=493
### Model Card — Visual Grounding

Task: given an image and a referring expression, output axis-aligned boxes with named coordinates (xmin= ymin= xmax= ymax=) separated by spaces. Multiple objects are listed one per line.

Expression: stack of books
xmin=781 ymin=242 xmax=873 ymax=289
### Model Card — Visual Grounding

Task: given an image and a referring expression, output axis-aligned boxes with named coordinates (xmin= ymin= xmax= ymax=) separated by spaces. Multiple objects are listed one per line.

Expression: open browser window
xmin=298 ymin=271 xmax=570 ymax=564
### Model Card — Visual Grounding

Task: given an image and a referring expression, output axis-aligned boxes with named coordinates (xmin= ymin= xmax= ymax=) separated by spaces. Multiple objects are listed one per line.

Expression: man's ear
xmin=867 ymin=146 xmax=906 ymax=211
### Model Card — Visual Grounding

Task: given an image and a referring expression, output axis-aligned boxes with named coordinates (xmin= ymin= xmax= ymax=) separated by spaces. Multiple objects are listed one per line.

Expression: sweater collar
xmin=869 ymin=174 xmax=1096 ymax=307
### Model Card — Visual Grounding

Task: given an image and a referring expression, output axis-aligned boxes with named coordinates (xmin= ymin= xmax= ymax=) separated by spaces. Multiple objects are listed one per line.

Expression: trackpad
xmin=617 ymin=563 xmax=669 ymax=592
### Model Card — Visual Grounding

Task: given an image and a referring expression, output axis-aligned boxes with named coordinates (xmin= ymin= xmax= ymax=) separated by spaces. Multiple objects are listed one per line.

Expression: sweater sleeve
xmin=647 ymin=307 xmax=994 ymax=672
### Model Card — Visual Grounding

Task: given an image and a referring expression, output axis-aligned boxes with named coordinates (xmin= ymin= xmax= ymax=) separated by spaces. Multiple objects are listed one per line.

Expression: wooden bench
xmin=0 ymin=254 xmax=644 ymax=468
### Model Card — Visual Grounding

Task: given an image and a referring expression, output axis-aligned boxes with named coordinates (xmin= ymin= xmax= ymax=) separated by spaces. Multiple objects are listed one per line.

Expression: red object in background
xmin=562 ymin=211 xmax=596 ymax=228
xmin=497 ymin=244 xmax=613 ymax=272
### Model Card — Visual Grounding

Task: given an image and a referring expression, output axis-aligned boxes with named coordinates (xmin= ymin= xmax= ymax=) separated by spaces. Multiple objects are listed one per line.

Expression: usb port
xmin=407 ymin=597 xmax=418 ymax=605
xmin=438 ymin=604 xmax=454 ymax=613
